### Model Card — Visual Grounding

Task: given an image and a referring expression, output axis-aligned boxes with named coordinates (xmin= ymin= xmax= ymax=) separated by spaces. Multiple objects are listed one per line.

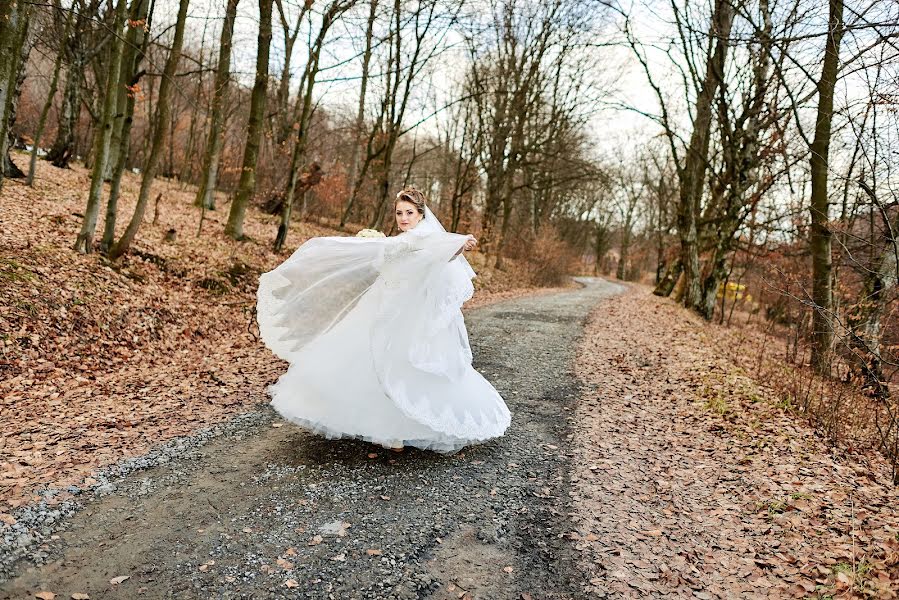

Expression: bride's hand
xmin=463 ymin=235 xmax=478 ymax=252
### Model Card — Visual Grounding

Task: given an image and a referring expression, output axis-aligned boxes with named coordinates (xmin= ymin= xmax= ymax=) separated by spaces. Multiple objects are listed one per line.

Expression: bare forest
xmin=3 ymin=0 xmax=899 ymax=595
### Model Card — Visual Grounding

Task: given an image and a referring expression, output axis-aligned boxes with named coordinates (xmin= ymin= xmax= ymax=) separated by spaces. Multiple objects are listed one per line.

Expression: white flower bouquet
xmin=356 ymin=228 xmax=385 ymax=238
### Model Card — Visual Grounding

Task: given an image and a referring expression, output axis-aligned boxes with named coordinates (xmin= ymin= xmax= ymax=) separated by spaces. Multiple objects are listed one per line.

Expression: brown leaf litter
xmin=571 ymin=285 xmax=899 ymax=599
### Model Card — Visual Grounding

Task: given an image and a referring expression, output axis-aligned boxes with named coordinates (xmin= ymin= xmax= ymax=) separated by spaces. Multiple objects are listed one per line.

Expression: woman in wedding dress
xmin=256 ymin=187 xmax=511 ymax=453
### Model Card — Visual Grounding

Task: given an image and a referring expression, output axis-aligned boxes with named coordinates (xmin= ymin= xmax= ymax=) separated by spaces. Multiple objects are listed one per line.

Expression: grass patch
xmin=0 ymin=257 xmax=37 ymax=283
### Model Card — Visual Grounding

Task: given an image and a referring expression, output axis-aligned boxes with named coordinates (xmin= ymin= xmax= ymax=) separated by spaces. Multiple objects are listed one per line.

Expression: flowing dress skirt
xmin=263 ymin=273 xmax=511 ymax=453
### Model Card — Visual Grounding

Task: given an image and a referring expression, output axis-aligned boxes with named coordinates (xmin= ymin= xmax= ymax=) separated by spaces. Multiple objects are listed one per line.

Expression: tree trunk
xmin=846 ymin=240 xmax=894 ymax=400
xmin=225 ymin=0 xmax=273 ymax=240
xmin=367 ymin=0 xmax=403 ymax=232
xmin=73 ymin=0 xmax=129 ymax=254
xmin=653 ymin=258 xmax=682 ymax=297
xmin=45 ymin=16 xmax=87 ymax=170
xmin=617 ymin=195 xmax=638 ymax=280
xmin=677 ymin=0 xmax=735 ymax=310
xmin=26 ymin=6 xmax=70 ymax=185
xmin=179 ymin=17 xmax=212 ymax=186
xmin=617 ymin=228 xmax=632 ymax=281
xmin=0 ymin=0 xmax=16 ymax=191
xmin=101 ymin=0 xmax=151 ymax=253
xmin=808 ymin=0 xmax=844 ymax=374
xmin=0 ymin=1 xmax=19 ymax=188
xmin=109 ymin=0 xmax=190 ymax=260
xmin=493 ymin=185 xmax=514 ymax=270
xmin=594 ymin=219 xmax=612 ymax=275
xmin=194 ymin=0 xmax=239 ymax=210
xmin=3 ymin=19 xmax=30 ymax=180
xmin=368 ymin=142 xmax=396 ymax=230
xmin=275 ymin=2 xmax=344 ymax=252
xmin=272 ymin=0 xmax=309 ymax=146
xmin=0 ymin=0 xmax=31 ymax=186
xmin=341 ymin=0 xmax=378 ymax=228
xmin=45 ymin=67 xmax=80 ymax=168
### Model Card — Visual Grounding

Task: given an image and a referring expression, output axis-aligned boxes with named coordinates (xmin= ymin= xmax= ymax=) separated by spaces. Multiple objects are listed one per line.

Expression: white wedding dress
xmin=256 ymin=208 xmax=511 ymax=453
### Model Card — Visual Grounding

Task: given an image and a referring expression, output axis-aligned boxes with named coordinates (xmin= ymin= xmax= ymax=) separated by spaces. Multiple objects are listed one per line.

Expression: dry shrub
xmin=719 ymin=309 xmax=899 ymax=483
xmin=723 ymin=239 xmax=899 ymax=481
xmin=527 ymin=227 xmax=578 ymax=287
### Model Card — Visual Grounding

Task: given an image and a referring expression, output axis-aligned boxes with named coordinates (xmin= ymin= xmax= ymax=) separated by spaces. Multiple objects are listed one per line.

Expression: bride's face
xmin=395 ymin=200 xmax=423 ymax=232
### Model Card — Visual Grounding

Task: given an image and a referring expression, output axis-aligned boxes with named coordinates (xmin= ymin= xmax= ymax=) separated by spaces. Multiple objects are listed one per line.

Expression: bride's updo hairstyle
xmin=395 ymin=186 xmax=427 ymax=219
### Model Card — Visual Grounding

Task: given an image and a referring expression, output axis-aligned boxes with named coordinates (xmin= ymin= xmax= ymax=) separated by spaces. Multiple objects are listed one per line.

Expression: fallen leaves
xmin=570 ymin=287 xmax=899 ymax=598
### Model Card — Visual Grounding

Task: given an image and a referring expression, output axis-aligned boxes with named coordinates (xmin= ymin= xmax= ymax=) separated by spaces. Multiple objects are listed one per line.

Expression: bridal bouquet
xmin=356 ymin=228 xmax=385 ymax=238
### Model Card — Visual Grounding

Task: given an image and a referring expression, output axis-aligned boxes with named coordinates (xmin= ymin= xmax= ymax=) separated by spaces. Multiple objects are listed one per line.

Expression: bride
xmin=256 ymin=187 xmax=511 ymax=453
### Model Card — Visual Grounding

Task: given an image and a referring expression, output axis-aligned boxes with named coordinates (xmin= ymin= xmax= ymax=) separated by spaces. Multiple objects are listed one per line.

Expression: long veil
xmin=419 ymin=206 xmax=476 ymax=279
xmin=257 ymin=207 xmax=476 ymax=364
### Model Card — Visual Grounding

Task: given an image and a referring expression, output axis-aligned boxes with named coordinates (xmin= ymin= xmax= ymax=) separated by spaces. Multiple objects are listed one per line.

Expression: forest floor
xmin=571 ymin=287 xmax=899 ymax=599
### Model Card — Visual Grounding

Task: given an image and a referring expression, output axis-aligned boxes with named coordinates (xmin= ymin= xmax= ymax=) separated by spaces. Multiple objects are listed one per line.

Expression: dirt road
xmin=1 ymin=277 xmax=624 ymax=600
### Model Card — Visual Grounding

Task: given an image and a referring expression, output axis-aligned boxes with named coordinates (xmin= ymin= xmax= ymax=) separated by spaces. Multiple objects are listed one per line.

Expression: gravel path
xmin=1 ymin=277 xmax=624 ymax=600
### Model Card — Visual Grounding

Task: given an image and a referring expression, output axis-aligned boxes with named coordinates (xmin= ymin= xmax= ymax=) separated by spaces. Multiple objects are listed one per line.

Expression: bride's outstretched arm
xmin=452 ymin=234 xmax=477 ymax=259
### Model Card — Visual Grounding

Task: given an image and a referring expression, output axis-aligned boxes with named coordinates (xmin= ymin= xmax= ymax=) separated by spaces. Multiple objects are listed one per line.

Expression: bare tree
xmin=194 ymin=0 xmax=240 ymax=211
xmin=44 ymin=0 xmax=103 ymax=169
xmin=109 ymin=0 xmax=190 ymax=260
xmin=614 ymin=164 xmax=644 ymax=280
xmin=26 ymin=1 xmax=73 ymax=185
xmin=367 ymin=0 xmax=457 ymax=230
xmin=694 ymin=0 xmax=779 ymax=318
xmin=225 ymin=0 xmax=274 ymax=240
xmin=0 ymin=0 xmax=32 ymax=183
xmin=274 ymin=0 xmax=357 ymax=252
xmin=808 ymin=0 xmax=845 ymax=373
xmin=73 ymin=0 xmax=129 ymax=254
xmin=101 ymin=0 xmax=152 ymax=252
xmin=465 ymin=0 xmax=598 ymax=267
xmin=338 ymin=0 xmax=378 ymax=228
xmin=666 ymin=0 xmax=737 ymax=308
xmin=271 ymin=0 xmax=311 ymax=146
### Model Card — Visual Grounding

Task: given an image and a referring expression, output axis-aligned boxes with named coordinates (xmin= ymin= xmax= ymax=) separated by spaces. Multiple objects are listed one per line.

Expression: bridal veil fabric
xmin=256 ymin=207 xmax=511 ymax=452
